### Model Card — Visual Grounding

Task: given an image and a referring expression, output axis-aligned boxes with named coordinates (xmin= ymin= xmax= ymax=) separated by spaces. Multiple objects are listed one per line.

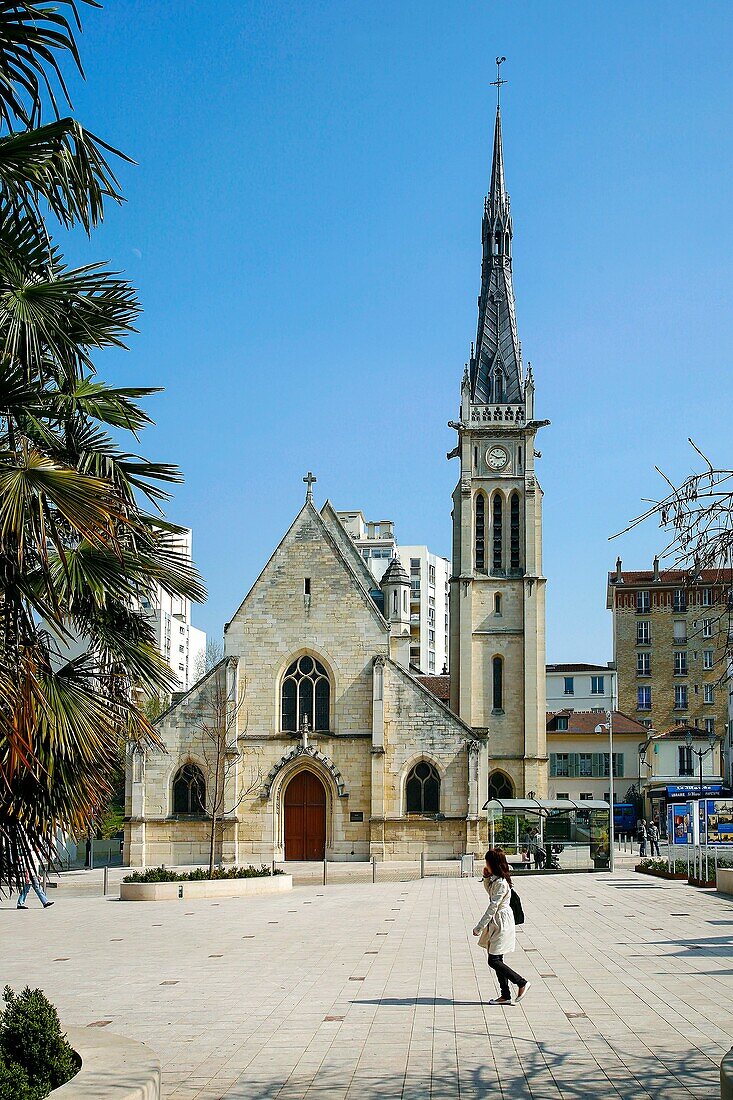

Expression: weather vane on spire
xmin=490 ymin=56 xmax=507 ymax=109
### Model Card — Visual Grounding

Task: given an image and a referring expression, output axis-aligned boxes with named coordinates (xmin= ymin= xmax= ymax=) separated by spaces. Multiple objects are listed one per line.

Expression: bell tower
xmin=448 ymin=66 xmax=549 ymax=798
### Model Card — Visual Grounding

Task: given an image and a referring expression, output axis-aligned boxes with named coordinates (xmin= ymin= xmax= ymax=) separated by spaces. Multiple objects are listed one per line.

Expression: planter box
xmin=688 ymin=877 xmax=716 ymax=889
xmin=635 ymin=866 xmax=687 ymax=881
xmin=120 ymin=874 xmax=292 ymax=902
xmin=53 ymin=1026 xmax=160 ymax=1098
xmin=717 ymin=869 xmax=733 ymax=896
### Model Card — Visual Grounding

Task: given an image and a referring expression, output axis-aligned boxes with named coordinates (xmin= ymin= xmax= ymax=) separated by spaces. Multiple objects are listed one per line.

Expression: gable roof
xmin=225 ymin=498 xmax=389 ymax=634
xmin=416 ymin=674 xmax=451 ymax=704
xmin=389 ymin=659 xmax=474 ymax=737
xmin=546 ymin=709 xmax=648 ymax=736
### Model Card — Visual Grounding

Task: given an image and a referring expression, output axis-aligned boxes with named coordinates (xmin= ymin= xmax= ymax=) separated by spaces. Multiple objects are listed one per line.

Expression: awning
xmin=483 ymin=797 xmax=610 ymax=814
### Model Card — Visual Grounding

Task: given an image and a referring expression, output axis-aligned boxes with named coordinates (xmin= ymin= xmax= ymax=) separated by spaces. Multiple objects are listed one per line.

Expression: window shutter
xmin=592 ymin=753 xmax=600 ymax=778
xmin=570 ymin=753 xmax=580 ymax=778
xmin=550 ymin=754 xmax=557 ymax=778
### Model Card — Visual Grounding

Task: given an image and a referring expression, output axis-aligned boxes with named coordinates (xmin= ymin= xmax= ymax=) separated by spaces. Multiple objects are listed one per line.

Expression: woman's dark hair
xmin=485 ymin=847 xmax=513 ymax=885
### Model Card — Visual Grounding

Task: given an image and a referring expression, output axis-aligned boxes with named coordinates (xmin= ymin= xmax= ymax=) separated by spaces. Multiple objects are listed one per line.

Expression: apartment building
xmin=336 ymin=511 xmax=450 ymax=674
xmin=607 ymin=559 xmax=730 ymax=739
xmin=546 ymin=663 xmax=616 ymax=713
xmin=140 ymin=528 xmax=207 ymax=691
xmin=400 ymin=546 xmax=450 ymax=674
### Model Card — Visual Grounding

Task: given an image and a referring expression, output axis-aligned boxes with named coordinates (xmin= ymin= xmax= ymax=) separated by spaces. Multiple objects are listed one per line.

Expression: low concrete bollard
xmin=721 ymin=1047 xmax=733 ymax=1100
xmin=717 ymin=868 xmax=733 ymax=896
xmin=54 ymin=1027 xmax=160 ymax=1099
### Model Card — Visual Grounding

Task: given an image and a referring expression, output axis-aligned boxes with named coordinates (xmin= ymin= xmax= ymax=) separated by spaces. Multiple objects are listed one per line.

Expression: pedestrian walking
xmin=473 ymin=848 xmax=530 ymax=1006
xmin=647 ymin=819 xmax=660 ymax=857
xmin=17 ymin=848 xmax=54 ymax=910
xmin=637 ymin=819 xmax=648 ymax=858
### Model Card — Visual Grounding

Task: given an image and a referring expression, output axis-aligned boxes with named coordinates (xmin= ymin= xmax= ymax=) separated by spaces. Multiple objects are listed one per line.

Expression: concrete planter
xmin=53 ymin=1027 xmax=160 ymax=1099
xmin=120 ymin=873 xmax=292 ymax=901
xmin=717 ymin=868 xmax=733 ymax=896
xmin=688 ymin=876 xmax=716 ymax=889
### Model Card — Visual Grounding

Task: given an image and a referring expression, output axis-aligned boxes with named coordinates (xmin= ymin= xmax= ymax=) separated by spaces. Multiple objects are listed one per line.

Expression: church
xmin=124 ymin=96 xmax=549 ymax=866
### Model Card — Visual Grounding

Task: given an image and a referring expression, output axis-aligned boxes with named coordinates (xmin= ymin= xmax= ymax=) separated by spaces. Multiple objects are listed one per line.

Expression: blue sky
xmin=65 ymin=1 xmax=733 ymax=662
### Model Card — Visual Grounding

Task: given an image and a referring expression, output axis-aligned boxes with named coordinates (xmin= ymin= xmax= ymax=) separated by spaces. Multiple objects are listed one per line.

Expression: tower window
xmin=474 ymin=446 xmax=478 ymax=471
xmin=492 ymin=370 xmax=504 ymax=403
xmin=494 ymin=592 xmax=502 ymax=615
xmin=304 ymin=577 xmax=311 ymax=595
xmin=518 ymin=446 xmax=522 ymax=469
xmin=492 ymin=493 xmax=503 ymax=572
xmin=492 ymin=655 xmax=503 ymax=712
xmin=510 ymin=492 xmax=520 ymax=571
xmin=475 ymin=493 xmax=486 ymax=572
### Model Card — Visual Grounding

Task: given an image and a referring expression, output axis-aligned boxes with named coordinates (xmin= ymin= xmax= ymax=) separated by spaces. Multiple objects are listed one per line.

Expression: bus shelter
xmin=483 ymin=797 xmax=612 ymax=871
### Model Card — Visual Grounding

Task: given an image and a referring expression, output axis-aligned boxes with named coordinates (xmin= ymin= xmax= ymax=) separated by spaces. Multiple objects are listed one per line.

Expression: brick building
xmin=606 ymin=560 xmax=731 ymax=740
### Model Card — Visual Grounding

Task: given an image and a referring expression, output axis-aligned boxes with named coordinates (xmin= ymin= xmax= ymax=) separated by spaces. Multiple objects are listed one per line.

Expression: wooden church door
xmin=284 ymin=771 xmax=326 ymax=860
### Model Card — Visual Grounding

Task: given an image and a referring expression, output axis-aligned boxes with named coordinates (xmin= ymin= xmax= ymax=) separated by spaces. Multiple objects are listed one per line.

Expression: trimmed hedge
xmin=0 ymin=986 xmax=77 ymax=1099
xmin=123 ymin=864 xmax=283 ymax=884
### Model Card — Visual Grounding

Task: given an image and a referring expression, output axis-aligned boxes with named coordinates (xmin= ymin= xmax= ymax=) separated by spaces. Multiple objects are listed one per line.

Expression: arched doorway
xmin=284 ymin=771 xmax=326 ymax=861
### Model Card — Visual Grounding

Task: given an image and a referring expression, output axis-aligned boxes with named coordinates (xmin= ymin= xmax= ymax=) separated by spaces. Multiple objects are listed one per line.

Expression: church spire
xmin=469 ymin=59 xmax=523 ymax=406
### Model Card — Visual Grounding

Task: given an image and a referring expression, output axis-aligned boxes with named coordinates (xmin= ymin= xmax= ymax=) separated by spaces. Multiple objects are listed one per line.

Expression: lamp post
xmin=684 ymin=728 xmax=718 ymax=802
xmin=595 ymin=709 xmax=615 ymax=872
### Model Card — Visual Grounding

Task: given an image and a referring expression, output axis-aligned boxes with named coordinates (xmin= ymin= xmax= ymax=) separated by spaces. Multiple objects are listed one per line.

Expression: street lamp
xmin=684 ymin=727 xmax=718 ymax=801
xmin=595 ymin=709 xmax=615 ymax=872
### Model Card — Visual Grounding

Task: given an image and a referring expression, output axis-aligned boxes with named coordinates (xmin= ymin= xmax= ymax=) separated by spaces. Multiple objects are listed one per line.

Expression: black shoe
xmin=17 ymin=904 xmax=28 ymax=910
xmin=43 ymin=901 xmax=54 ymax=908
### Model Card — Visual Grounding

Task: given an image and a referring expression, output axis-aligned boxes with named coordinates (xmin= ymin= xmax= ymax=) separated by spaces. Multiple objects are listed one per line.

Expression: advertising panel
xmin=705 ymin=799 xmax=733 ymax=844
xmin=668 ymin=802 xmax=693 ymax=845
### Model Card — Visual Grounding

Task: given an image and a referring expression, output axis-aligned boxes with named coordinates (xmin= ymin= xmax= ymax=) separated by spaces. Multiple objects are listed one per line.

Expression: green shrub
xmin=0 ymin=987 xmax=77 ymax=1099
xmin=0 ymin=1055 xmax=31 ymax=1100
xmin=123 ymin=864 xmax=283 ymax=883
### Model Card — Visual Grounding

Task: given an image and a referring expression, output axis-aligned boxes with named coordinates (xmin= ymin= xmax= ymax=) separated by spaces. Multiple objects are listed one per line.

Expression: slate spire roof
xmin=470 ymin=104 xmax=523 ymax=406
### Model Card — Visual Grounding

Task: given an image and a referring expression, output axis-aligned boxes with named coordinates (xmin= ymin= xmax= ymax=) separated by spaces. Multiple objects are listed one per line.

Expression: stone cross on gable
xmin=303 ymin=471 xmax=317 ymax=502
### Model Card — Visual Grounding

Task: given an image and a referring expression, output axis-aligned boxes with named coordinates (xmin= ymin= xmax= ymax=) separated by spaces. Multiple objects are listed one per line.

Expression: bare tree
xmin=614 ymin=438 xmax=733 ymax=675
xmin=194 ymin=639 xmax=225 ymax=684
xmin=191 ymin=658 xmax=262 ymax=876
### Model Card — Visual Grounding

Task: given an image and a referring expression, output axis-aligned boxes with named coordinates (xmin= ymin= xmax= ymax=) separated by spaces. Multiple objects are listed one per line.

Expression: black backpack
xmin=509 ymin=887 xmax=524 ymax=926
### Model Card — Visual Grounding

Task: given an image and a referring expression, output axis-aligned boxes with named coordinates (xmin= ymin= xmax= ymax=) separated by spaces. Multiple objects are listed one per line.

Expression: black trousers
xmin=488 ymin=953 xmax=526 ymax=999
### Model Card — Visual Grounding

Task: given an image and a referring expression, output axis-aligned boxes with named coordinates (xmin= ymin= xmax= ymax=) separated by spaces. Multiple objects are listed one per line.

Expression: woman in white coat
xmin=473 ymin=848 xmax=530 ymax=1005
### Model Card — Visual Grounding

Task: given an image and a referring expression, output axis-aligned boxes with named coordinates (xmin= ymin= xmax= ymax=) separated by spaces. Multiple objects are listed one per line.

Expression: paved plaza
xmin=2 ymin=868 xmax=732 ymax=1099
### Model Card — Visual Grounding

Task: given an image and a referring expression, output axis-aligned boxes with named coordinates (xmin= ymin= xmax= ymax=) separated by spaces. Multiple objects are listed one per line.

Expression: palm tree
xmin=0 ymin=2 xmax=206 ymax=887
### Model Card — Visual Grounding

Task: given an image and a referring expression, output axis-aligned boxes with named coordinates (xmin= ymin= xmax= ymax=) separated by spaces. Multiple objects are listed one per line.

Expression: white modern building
xmin=546 ymin=663 xmax=616 ymax=713
xmin=335 ymin=511 xmax=450 ymax=674
xmin=335 ymin=511 xmax=397 ymax=582
xmin=400 ymin=546 xmax=450 ymax=675
xmin=140 ymin=528 xmax=207 ymax=691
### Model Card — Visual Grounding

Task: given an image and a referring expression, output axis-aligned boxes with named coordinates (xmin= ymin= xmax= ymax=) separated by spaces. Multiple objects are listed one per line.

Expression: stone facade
xmin=126 ymin=501 xmax=485 ymax=865
xmin=124 ymin=101 xmax=545 ymax=866
xmin=607 ymin=566 xmax=730 ymax=738
xmin=448 ymin=102 xmax=548 ymax=799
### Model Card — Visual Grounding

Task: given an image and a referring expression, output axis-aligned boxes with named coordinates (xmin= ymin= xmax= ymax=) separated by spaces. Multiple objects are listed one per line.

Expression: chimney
xmin=653 ymin=555 xmax=660 ymax=582
xmin=615 ymin=557 xmax=623 ymax=583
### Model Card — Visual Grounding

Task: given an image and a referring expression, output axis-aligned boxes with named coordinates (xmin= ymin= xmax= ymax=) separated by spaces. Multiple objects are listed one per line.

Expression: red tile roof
xmin=546 ymin=710 xmax=649 ymax=735
xmin=546 ymin=663 xmax=610 ymax=673
xmin=654 ymin=724 xmax=720 ymax=740
xmin=608 ymin=568 xmax=733 ymax=586
xmin=416 ymin=675 xmax=450 ymax=704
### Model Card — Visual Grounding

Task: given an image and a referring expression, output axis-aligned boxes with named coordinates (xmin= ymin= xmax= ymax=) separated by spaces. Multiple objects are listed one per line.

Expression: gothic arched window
xmin=492 ymin=370 xmax=504 ymax=403
xmin=510 ymin=492 xmax=521 ymax=571
xmin=282 ymin=654 xmax=330 ymax=732
xmin=475 ymin=493 xmax=486 ymax=572
xmin=172 ymin=764 xmax=206 ymax=815
xmin=405 ymin=760 xmax=440 ymax=814
xmin=492 ymin=655 xmax=503 ymax=712
xmin=492 ymin=493 xmax=503 ymax=572
xmin=494 ymin=592 xmax=502 ymax=615
xmin=488 ymin=770 xmax=514 ymax=801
